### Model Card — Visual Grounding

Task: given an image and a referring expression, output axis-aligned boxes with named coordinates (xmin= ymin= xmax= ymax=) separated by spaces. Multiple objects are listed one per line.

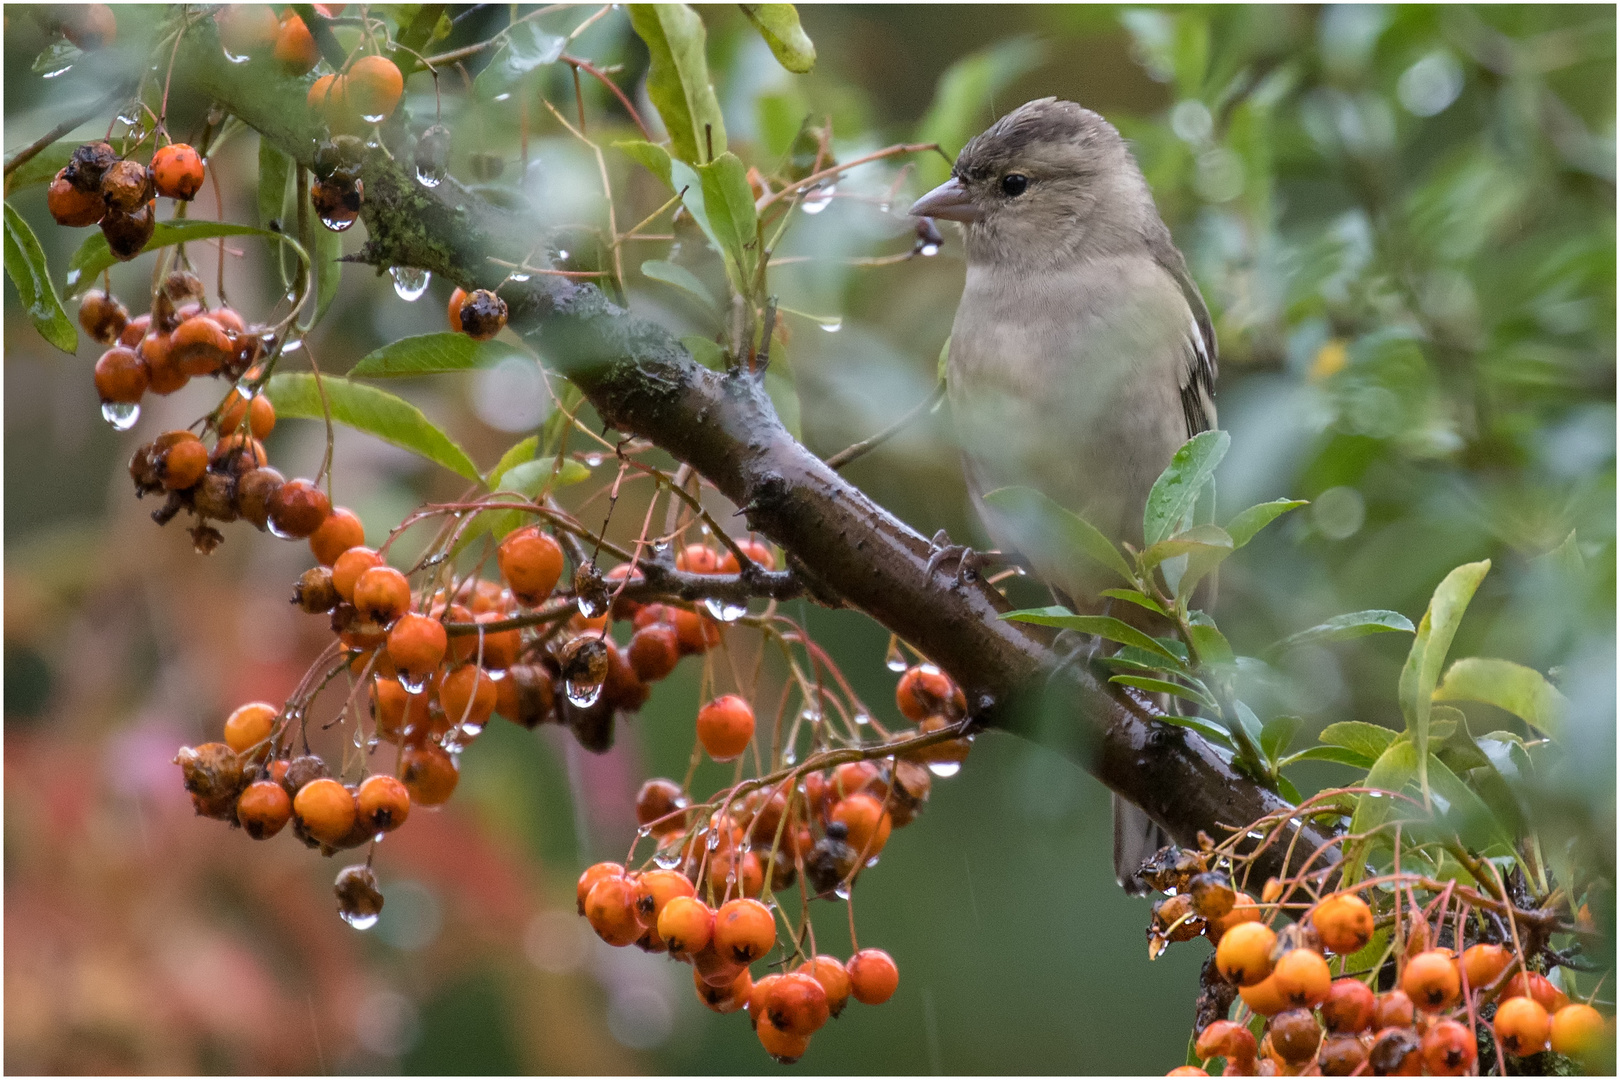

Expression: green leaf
xmin=1399 ymin=560 xmax=1491 ymax=804
xmin=486 ymin=434 xmax=539 ymax=486
xmin=1319 ymin=720 xmax=1398 ymax=760
xmin=5 ymin=141 xmax=75 ymax=192
xmin=258 ymin=137 xmax=292 ymax=230
xmin=312 ymin=214 xmax=343 ymax=325
xmin=1261 ymin=715 xmax=1304 ymax=763
xmin=1101 ymin=588 xmax=1169 ymax=618
xmin=1185 ymin=616 xmax=1234 ymax=666
xmin=641 ymin=258 xmax=720 ymax=314
xmin=1277 ymin=774 xmax=1303 ymax=805
xmin=1280 ymin=744 xmax=1377 ymax=769
xmin=4 ymin=201 xmax=77 ymax=354
xmin=349 ymin=332 xmax=526 ymax=377
xmin=981 ymin=486 xmax=1137 ymax=587
xmin=1227 ymin=498 xmax=1308 ymax=548
xmin=1433 ymin=657 xmax=1567 ymax=739
xmin=265 ymin=373 xmax=480 ymax=481
xmin=66 ymin=219 xmax=307 ymax=295
xmin=1143 ymin=430 xmax=1230 ymax=547
xmin=1427 ymin=751 xmax=1516 ymax=850
xmin=1161 ymin=714 xmax=1236 ymax=749
xmin=1002 ymin=608 xmax=1186 ymax=669
xmin=766 ymin=367 xmax=801 ymax=440
xmin=738 ymin=4 xmax=815 ymax=73
xmin=1140 ymin=524 xmax=1234 ymax=573
xmin=1269 ymin=610 xmax=1416 ymax=653
xmin=32 ymin=39 xmax=81 ymax=74
xmin=1348 ymin=736 xmax=1419 ymax=852
xmin=915 ymin=36 xmax=1046 ymax=189
xmin=628 ymin=3 xmax=726 ymax=164
xmin=460 ymin=452 xmax=591 ymax=552
xmin=680 ymin=334 xmax=725 ymax=369
xmin=1109 ymin=675 xmax=1219 ymax=710
xmin=935 ymin=336 xmax=951 ymax=383
xmin=614 ymin=139 xmax=675 ymax=189
xmin=669 ymin=152 xmax=757 ymax=293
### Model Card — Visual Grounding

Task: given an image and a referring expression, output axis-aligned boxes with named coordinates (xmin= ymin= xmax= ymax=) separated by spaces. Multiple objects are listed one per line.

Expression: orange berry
xmin=119 ymin=311 xmax=150 ymax=347
xmin=1320 ymin=978 xmax=1375 ymax=1033
xmin=170 ymin=315 xmax=232 ymax=375
xmin=308 ymin=507 xmax=364 ymax=566
xmin=628 ymin=623 xmax=681 ymax=682
xmin=308 ymin=72 xmax=349 ymax=117
xmin=353 ymin=565 xmax=411 ymax=626
xmin=1195 ymin=1019 xmax=1257 ymax=1064
xmin=1373 ymin=989 xmax=1416 ymax=1029
xmin=93 ymin=346 xmax=147 ymax=404
xmin=719 ymin=537 xmax=775 ymax=573
xmin=1550 ymin=1003 xmax=1609 ymax=1061
xmin=293 ymin=777 xmax=358 ymax=845
xmin=497 ymin=526 xmax=564 ymax=606
xmin=1401 ymin=949 xmax=1461 ymax=1012
xmin=673 ymin=606 xmax=722 ymax=654
xmin=1310 ymin=892 xmax=1374 ymax=955
xmin=632 ymin=868 xmax=695 ymax=929
xmin=356 ymin=774 xmax=411 ymax=833
xmin=1495 ymin=994 xmax=1552 ymax=1056
xmin=446 ymin=287 xmax=467 ymax=332
xmin=846 ymin=948 xmax=899 ymax=1005
xmin=1269 ymin=1008 xmax=1323 ymax=1065
xmin=1166 ymin=1070 xmax=1207 ymax=1078
xmin=575 ymin=862 xmax=624 ymax=915
xmin=1239 ymin=973 xmax=1291 ymax=1017
xmin=755 ymin=1015 xmax=810 ymax=1064
xmin=345 ymin=54 xmax=404 ymax=121
xmin=438 ymin=664 xmax=496 ymax=729
xmin=236 ymin=779 xmax=292 ymax=838
xmin=160 ymin=433 xmax=208 ymax=490
xmin=210 ymin=432 xmax=268 ymax=474
xmin=830 ymin=792 xmax=892 ymax=856
xmin=48 ymin=170 xmax=105 ymax=226
xmin=584 ymin=874 xmax=642 ymax=947
xmin=658 ymin=895 xmax=715 ymax=959
xmin=696 ymin=694 xmax=755 ymax=762
xmin=1273 ymin=948 xmax=1333 ymax=1009
xmin=1420 ymin=1018 xmax=1476 ymax=1076
xmin=1502 ymin=971 xmax=1569 ymax=1013
xmin=1458 ymin=943 xmax=1512 ymax=992
xmin=371 ymin=677 xmax=427 ymax=742
xmin=273 ymin=13 xmax=318 ymax=73
xmin=1206 ymin=892 xmax=1262 ymax=942
xmin=1215 ymin=921 xmax=1276 ymax=987
xmin=694 ymin=964 xmax=752 ymax=1014
xmin=896 ymin=663 xmax=965 ymax=722
xmin=763 ymin=971 xmax=829 ymax=1037
xmin=456 ymin=288 xmax=507 ymax=339
xmin=386 ymin=612 xmax=447 ymax=682
xmin=332 ymin=546 xmax=384 ymax=603
xmin=635 ymin=777 xmax=688 ymax=837
xmin=216 ymin=4 xmax=278 ymax=55
xmin=223 ymin=701 xmax=277 ymax=755
xmin=465 ymin=612 xmax=520 ymax=670
xmin=796 ymin=956 xmax=852 ymax=1018
xmin=151 ymin=144 xmax=205 ymax=200
xmin=401 ymin=743 xmax=458 ymax=805
xmin=712 ymin=897 xmax=775 ymax=965
xmin=676 ymin=543 xmax=722 ymax=573
xmin=218 ymin=389 xmax=277 ymax=439
xmin=268 ymin=478 xmax=332 ymax=540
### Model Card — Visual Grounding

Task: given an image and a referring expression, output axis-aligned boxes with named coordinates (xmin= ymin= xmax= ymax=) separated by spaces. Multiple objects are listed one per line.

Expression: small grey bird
xmin=909 ymin=98 xmax=1217 ymax=894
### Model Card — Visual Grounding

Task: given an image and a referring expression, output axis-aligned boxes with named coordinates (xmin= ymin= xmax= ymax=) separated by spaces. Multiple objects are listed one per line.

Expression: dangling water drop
xmin=853 ymin=711 xmax=872 ymax=727
xmin=783 ymin=745 xmax=796 ymax=765
xmin=65 ymin=269 xmax=80 ymax=287
xmin=565 ymin=678 xmax=603 ymax=708
xmin=398 ymin=672 xmax=428 ymax=695
xmin=920 ymin=242 xmax=941 ymax=257
xmin=319 ymin=212 xmax=356 ymax=232
xmin=361 ymin=111 xmax=387 ymax=123
xmin=584 ymin=453 xmax=603 ymax=467
xmin=223 ymin=47 xmax=250 ymax=64
xmin=819 ymin=318 xmax=843 ymax=333
xmin=390 ymin=266 xmax=430 ymax=301
xmin=266 ymin=519 xmax=298 ymax=540
xmin=833 ymin=881 xmax=853 ymax=900
xmin=636 ymin=825 xmax=652 ymax=839
xmin=234 ymin=376 xmax=259 ymax=399
xmin=282 ymin=337 xmax=304 ymax=353
xmin=576 ymin=592 xmax=607 ymax=619
xmin=865 ymin=855 xmax=880 ymax=868
xmin=706 ymin=829 xmax=722 ymax=851
xmin=802 ymin=183 xmax=836 ymax=214
xmin=508 ymin=272 xmax=531 ymax=282
xmin=927 ymin=761 xmax=962 ymax=778
xmin=101 ymin=400 xmax=139 ymax=430
xmin=884 ymin=635 xmax=907 ymax=672
xmin=704 ymin=598 xmax=747 ymax=622
xmin=42 ymin=65 xmax=73 ymax=79
xmin=340 ymin=911 xmax=380 ymax=930
xmin=493 ymin=92 xmax=512 ymax=102
xmin=654 ymin=847 xmax=682 ymax=869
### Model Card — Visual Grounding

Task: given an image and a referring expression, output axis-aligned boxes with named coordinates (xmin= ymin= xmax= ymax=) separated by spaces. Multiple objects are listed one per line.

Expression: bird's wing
xmin=1143 ymin=223 xmax=1218 ymax=438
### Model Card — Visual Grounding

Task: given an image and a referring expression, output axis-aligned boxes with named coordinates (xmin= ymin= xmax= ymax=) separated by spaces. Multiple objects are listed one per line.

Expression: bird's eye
xmin=1000 ymin=173 xmax=1029 ymax=197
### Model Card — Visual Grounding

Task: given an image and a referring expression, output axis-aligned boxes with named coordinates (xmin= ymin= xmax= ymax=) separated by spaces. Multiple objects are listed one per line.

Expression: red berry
xmin=151 ymin=143 xmax=206 ymax=200
xmin=497 ymin=526 xmax=564 ymax=606
xmin=696 ymin=694 xmax=755 ymax=761
xmin=712 ymin=898 xmax=775 ymax=965
xmin=846 ymin=948 xmax=899 ymax=1005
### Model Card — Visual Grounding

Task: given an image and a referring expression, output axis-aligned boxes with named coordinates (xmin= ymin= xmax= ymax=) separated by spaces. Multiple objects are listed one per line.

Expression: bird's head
xmin=908 ymin=98 xmax=1152 ymax=268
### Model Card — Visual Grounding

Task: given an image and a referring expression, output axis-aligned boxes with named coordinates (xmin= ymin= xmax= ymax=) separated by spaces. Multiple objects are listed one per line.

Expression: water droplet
xmin=65 ymin=269 xmax=81 ymax=286
xmin=415 ymin=165 xmax=443 ymax=187
xmin=704 ymin=598 xmax=747 ymax=622
xmin=508 ymin=272 xmax=530 ymax=282
xmin=919 ymin=242 xmax=940 ymax=257
xmin=493 ymin=93 xmax=512 ymax=102
xmin=927 ymin=761 xmax=961 ymax=778
xmin=853 ymin=711 xmax=871 ymax=727
xmin=584 ymin=453 xmax=602 ymax=467
xmin=878 ymin=201 xmax=891 ymax=214
xmin=267 ymin=519 xmax=298 ymax=540
xmin=390 ymin=266 xmax=430 ymax=301
xmin=884 ymin=635 xmax=907 ymax=672
xmin=361 ymin=111 xmax=387 ymax=124
xmin=576 ymin=593 xmax=607 ymax=618
xmin=101 ymin=400 xmax=139 ymax=430
xmin=282 ymin=337 xmax=304 ymax=353
xmin=117 ymin=108 xmax=142 ymax=126
xmin=341 ymin=911 xmax=380 ymax=930
xmin=802 ymin=183 xmax=835 ymax=214
xmin=698 ymin=523 xmax=711 ymax=537
xmin=652 ymin=541 xmax=671 ymax=557
xmin=557 ymin=250 xmax=570 ymax=261
xmin=782 ymin=746 xmax=796 ymax=765
xmin=234 ymin=376 xmax=259 ymax=399
xmin=654 ymin=848 xmax=681 ymax=869
xmin=398 ymin=672 xmax=428 ymax=695
xmin=319 ymin=213 xmax=356 ymax=232
xmin=636 ymin=825 xmax=652 ymax=839
xmin=819 ymin=318 xmax=842 ymax=333
xmin=833 ymin=881 xmax=852 ymax=900
xmin=800 ymin=708 xmax=821 ymax=725
xmin=865 ymin=856 xmax=880 ymax=868
xmin=706 ymin=829 xmax=721 ymax=851
xmin=223 ymin=47 xmax=250 ymax=64
xmin=565 ymin=678 xmax=603 ymax=708
xmin=43 ymin=65 xmax=73 ymax=79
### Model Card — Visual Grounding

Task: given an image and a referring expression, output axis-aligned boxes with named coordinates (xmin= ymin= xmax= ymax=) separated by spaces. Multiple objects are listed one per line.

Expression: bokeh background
xmin=5 ymin=4 xmax=1614 ymax=1074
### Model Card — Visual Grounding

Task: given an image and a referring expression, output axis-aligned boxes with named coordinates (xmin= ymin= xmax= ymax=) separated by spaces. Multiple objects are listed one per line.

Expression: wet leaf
xmin=349 ymin=332 xmax=525 ymax=377
xmin=739 ymin=4 xmax=816 ymax=73
xmin=1144 ymin=430 xmax=1230 ymax=547
xmin=1433 ymin=657 xmax=1567 ymax=739
xmin=628 ymin=3 xmax=726 ymax=163
xmin=265 ymin=373 xmax=480 ymax=481
xmin=3 ymin=201 xmax=77 ymax=354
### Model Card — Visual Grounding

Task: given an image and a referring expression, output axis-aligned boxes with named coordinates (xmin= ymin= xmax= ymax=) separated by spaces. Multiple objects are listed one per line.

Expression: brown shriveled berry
xmin=1320 ymin=978 xmax=1376 ymax=1034
xmin=797 ymin=956 xmax=852 ymax=1019
xmin=1216 ymin=921 xmax=1276 ymax=987
xmin=175 ymin=741 xmax=247 ymax=817
xmin=237 ymin=779 xmax=293 ymax=839
xmin=896 ymin=663 xmax=966 ymax=721
xmin=1368 ymin=1027 xmax=1422 ymax=1076
xmin=601 ymin=640 xmax=649 ymax=712
xmin=1195 ymin=1019 xmax=1257 ymax=1066
xmin=1311 ymin=892 xmax=1375 ymax=955
xmin=64 ymin=142 xmax=117 ymax=192
xmin=101 ymin=200 xmax=157 ymax=260
xmin=345 ymin=54 xmax=405 ymax=121
xmin=628 ymin=622 xmax=681 ymax=682
xmin=635 ymin=777 xmax=688 ymax=837
xmin=216 ymin=4 xmax=278 ymax=55
xmin=235 ymin=466 xmax=285 ymax=530
xmin=293 ymin=565 xmax=341 ymax=614
xmin=584 ymin=874 xmax=642 ymax=947
xmin=293 ymin=777 xmax=358 ymax=845
xmin=1269 ymin=1008 xmax=1323 ymax=1065
xmin=334 ymin=863 xmax=385 ymax=926
xmin=193 ymin=471 xmax=238 ymax=522
xmin=1420 ymin=1018 xmax=1476 ymax=1076
xmin=457 ymin=288 xmax=507 ymax=340
xmin=697 ymin=694 xmax=755 ymax=762
xmin=311 ymin=178 xmax=362 ymax=230
xmin=400 ymin=743 xmax=458 ymax=805
xmin=356 ymin=774 xmax=411 ymax=833
xmin=1400 ymin=949 xmax=1461 ymax=1012
xmin=151 ymin=144 xmax=205 ymax=200
xmin=846 ymin=948 xmax=899 ymax=1005
xmin=48 ymin=170 xmax=106 ymax=226
xmin=1188 ymin=870 xmax=1237 ymax=921
xmin=171 ymin=315 xmax=234 ymax=376
xmin=556 ymin=633 xmax=610 ymax=691
xmin=1273 ymin=947 xmax=1333 ymax=1009
xmin=93 ymin=345 xmax=148 ymax=404
xmin=1317 ymin=1034 xmax=1367 ymax=1076
xmin=713 ymin=898 xmax=775 ymax=965
xmin=1372 ymin=990 xmax=1415 ymax=1030
xmin=224 ymin=701 xmax=277 ymax=755
xmin=80 ymin=290 xmax=129 ymax=345
xmin=100 ymin=159 xmax=152 ymax=213
xmin=387 ymin=612 xmax=447 ymax=683
xmin=505 ymin=663 xmax=557 ymax=728
xmin=267 ymin=478 xmax=332 ymax=540
xmin=1495 ymin=995 xmax=1551 ymax=1057
xmin=694 ymin=964 xmax=751 ymax=1014
xmin=497 ymin=526 xmax=564 ymax=605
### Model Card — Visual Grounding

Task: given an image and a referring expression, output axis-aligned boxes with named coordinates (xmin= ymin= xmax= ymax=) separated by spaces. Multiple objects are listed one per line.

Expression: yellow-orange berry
xmin=584 ymin=874 xmax=642 ymax=947
xmin=896 ymin=663 xmax=965 ymax=721
xmin=218 ymin=388 xmax=277 ymax=440
xmin=846 ymin=948 xmax=899 ymax=1005
xmin=151 ymin=143 xmax=205 ymax=200
xmin=1239 ymin=973 xmax=1290 ymax=1017
xmin=657 ymin=895 xmax=714 ymax=959
xmin=353 ymin=565 xmax=411 ymax=626
xmin=1195 ymin=1019 xmax=1257 ymax=1064
xmin=676 ymin=544 xmax=722 ymax=574
xmin=712 ymin=897 xmax=775 ymax=965
xmin=1495 ymin=995 xmax=1552 ymax=1056
xmin=236 ymin=779 xmax=292 ymax=839
xmin=371 ymin=677 xmax=427 ymax=742
xmin=469 ymin=612 xmax=521 ymax=670
xmin=830 ymin=792 xmax=892 ymax=856
xmin=333 ymin=546 xmax=384 ymax=603
xmin=755 ymin=1015 xmax=810 ymax=1064
xmin=308 ymin=507 xmax=365 ymax=567
xmin=293 ymin=777 xmax=358 ymax=845
xmin=628 ymin=623 xmax=681 ymax=682
xmin=575 ymin=861 xmax=624 ymax=915
xmin=1550 ymin=1003 xmax=1609 ymax=1062
xmin=1401 ymin=950 xmax=1461 ymax=1012
xmin=1216 ymin=921 xmax=1276 ymax=987
xmin=633 ymin=868 xmax=695 ymax=929
xmin=386 ymin=612 xmax=447 ymax=683
xmin=273 ymin=13 xmax=319 ymax=73
xmin=446 ymin=287 xmax=467 ymax=332
xmin=438 ymin=664 xmax=496 ymax=729
xmin=223 ymin=701 xmax=277 ymax=755
xmin=497 ymin=526 xmax=564 ymax=606
xmin=400 ymin=743 xmax=458 ymax=805
xmin=696 ymin=694 xmax=755 ymax=762
xmin=673 ymin=607 xmax=722 ymax=654
xmin=1310 ymin=892 xmax=1374 ymax=955
xmin=356 ymin=774 xmax=411 ymax=833
xmin=1273 ymin=948 xmax=1333 ymax=1009
xmin=797 ymin=956 xmax=852 ymax=1018
xmin=345 ymin=54 xmax=404 ymax=121
xmin=1458 ymin=943 xmax=1511 ymax=991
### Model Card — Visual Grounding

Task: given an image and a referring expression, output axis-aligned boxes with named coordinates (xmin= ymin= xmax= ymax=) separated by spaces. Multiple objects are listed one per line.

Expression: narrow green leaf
xmin=1140 ymin=524 xmax=1234 ymax=573
xmin=738 ymin=4 xmax=816 ymax=72
xmin=1399 ymin=560 xmax=1491 ymax=804
xmin=1227 ymin=498 xmax=1308 ymax=548
xmin=66 ymin=219 xmax=307 ymax=295
xmin=312 ymin=216 xmax=343 ymax=325
xmin=1348 ymin=736 xmax=1419 ymax=847
xmin=1277 ymin=774 xmax=1303 ymax=805
xmin=1100 ymin=588 xmax=1169 ymax=617
xmin=3 ymin=201 xmax=77 ymax=354
xmin=935 ymin=336 xmax=951 ymax=383
xmin=1185 ymin=617 xmax=1234 ymax=667
xmin=473 ymin=22 xmax=565 ymax=98
xmin=1161 ymin=714 xmax=1236 ymax=749
xmin=349 ymin=332 xmax=526 ymax=377
xmin=1280 ymin=745 xmax=1377 ymax=769
xmin=1261 ymin=715 xmax=1303 ymax=763
xmin=1319 ymin=720 xmax=1398 ymax=760
xmin=1109 ymin=675 xmax=1219 ymax=710
xmin=1433 ymin=657 xmax=1567 ymax=739
xmin=628 ymin=3 xmax=726 ymax=163
xmin=1427 ymin=751 xmax=1516 ymax=850
xmin=460 ymin=453 xmax=591 ymax=552
xmin=614 ymin=139 xmax=675 ymax=189
xmin=258 ymin=137 xmax=292 ymax=229
xmin=641 ymin=258 xmax=720 ymax=314
xmin=265 ymin=373 xmax=480 ymax=481
xmin=1002 ymin=607 xmax=1186 ymax=668
xmin=981 ymin=486 xmax=1137 ymax=587
xmin=1269 ymin=610 xmax=1416 ymax=653
xmin=1144 ymin=430 xmax=1230 ymax=546
xmin=669 ymin=153 xmax=756 ymax=292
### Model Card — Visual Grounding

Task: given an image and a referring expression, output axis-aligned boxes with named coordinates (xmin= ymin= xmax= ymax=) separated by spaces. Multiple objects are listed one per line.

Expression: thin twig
xmin=826 ymin=381 xmax=947 ymax=470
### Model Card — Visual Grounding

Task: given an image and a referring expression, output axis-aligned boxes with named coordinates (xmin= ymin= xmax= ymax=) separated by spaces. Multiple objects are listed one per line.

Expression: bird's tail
xmin=1112 ymin=795 xmax=1169 ymax=896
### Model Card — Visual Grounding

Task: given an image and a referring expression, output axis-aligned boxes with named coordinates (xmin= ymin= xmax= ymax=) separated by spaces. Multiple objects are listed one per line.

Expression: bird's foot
xmin=925 ymin=530 xmax=990 ymax=585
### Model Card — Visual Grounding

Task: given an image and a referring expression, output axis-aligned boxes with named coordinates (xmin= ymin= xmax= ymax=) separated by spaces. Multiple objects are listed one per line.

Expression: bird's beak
xmin=908 ymin=177 xmax=982 ymax=224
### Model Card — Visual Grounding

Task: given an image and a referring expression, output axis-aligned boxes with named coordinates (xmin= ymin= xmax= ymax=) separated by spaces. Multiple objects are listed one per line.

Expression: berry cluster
xmin=48 ymin=136 xmax=204 ymax=257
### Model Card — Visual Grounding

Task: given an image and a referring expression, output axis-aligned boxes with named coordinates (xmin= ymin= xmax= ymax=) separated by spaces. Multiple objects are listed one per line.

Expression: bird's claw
xmin=925 ymin=529 xmax=985 ymax=585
